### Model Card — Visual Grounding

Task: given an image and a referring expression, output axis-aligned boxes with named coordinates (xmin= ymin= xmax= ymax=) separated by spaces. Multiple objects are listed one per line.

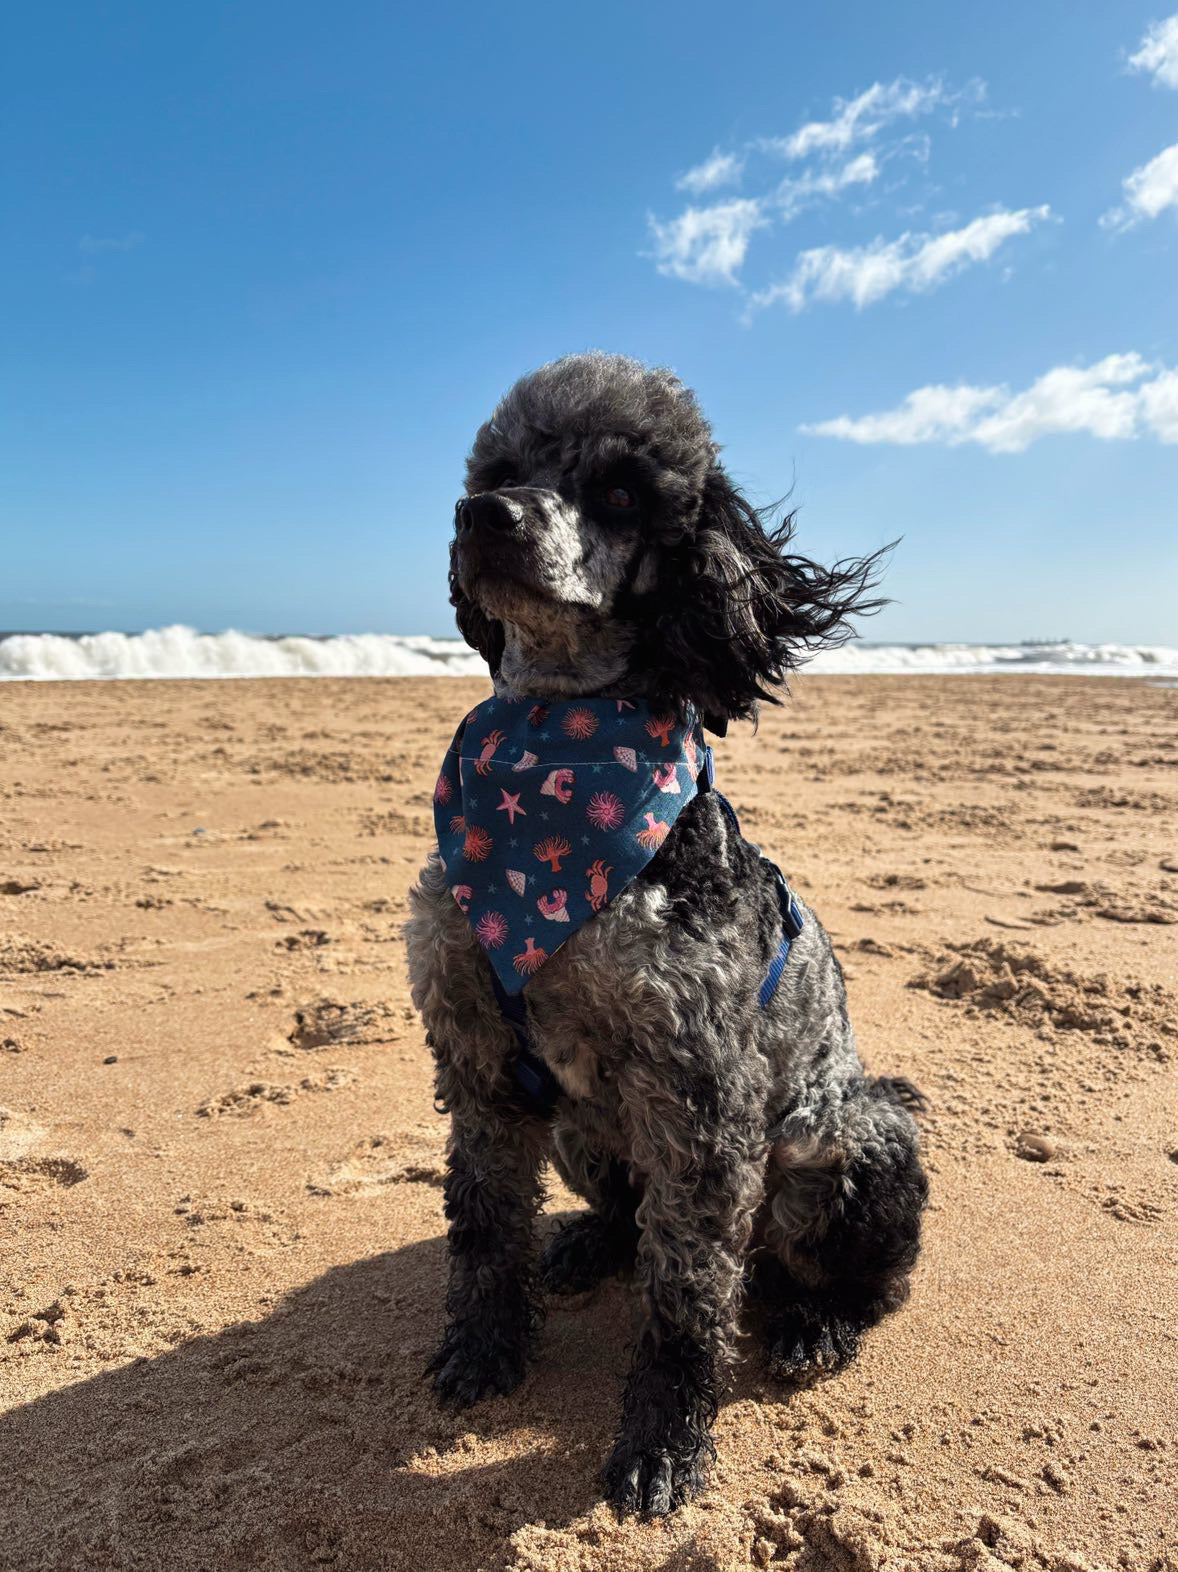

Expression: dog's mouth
xmin=455 ymin=535 xmax=558 ymax=621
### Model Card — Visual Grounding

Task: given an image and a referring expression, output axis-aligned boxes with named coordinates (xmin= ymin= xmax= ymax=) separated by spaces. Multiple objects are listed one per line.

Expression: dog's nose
xmin=455 ymin=492 xmax=522 ymax=536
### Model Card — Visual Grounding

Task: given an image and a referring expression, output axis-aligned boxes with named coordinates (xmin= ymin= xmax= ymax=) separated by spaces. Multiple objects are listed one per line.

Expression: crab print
xmin=585 ymin=860 xmax=612 ymax=912
xmin=475 ymin=729 xmax=505 ymax=777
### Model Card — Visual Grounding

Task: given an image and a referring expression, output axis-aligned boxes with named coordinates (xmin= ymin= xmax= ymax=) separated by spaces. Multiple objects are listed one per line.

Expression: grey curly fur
xmin=405 ymin=352 xmax=928 ymax=1517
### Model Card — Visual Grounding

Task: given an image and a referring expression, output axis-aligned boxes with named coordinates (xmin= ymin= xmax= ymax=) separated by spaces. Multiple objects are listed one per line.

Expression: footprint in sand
xmin=285 ymin=998 xmax=399 ymax=1051
xmin=307 ymin=1131 xmax=445 ymax=1196
xmin=0 ymin=1154 xmax=89 ymax=1192
xmin=195 ymin=1067 xmax=356 ymax=1118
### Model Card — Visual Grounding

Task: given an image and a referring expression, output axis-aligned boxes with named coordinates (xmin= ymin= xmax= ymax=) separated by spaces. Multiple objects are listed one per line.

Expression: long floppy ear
xmin=645 ymin=465 xmax=891 ymax=724
xmin=449 ymin=544 xmax=505 ymax=673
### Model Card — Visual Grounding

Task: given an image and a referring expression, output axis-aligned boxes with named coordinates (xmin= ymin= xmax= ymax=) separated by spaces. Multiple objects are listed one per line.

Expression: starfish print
xmin=496 ymin=788 xmax=526 ymax=825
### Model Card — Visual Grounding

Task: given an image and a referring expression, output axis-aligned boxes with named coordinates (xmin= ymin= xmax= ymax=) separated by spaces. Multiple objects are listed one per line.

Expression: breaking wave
xmin=2 ymin=626 xmax=1176 ymax=681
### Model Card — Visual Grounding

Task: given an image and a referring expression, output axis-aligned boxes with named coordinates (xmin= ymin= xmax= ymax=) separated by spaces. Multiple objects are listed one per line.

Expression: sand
xmin=1 ymin=673 xmax=1175 ymax=1572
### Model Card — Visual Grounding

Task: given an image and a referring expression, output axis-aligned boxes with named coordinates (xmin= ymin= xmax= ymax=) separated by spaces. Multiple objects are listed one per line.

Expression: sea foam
xmin=1 ymin=626 xmax=1176 ymax=681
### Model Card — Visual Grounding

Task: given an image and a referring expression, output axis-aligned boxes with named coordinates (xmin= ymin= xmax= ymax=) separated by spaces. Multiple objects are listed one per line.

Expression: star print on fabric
xmin=434 ymin=695 xmax=704 ymax=995
xmin=496 ymin=788 xmax=526 ymax=825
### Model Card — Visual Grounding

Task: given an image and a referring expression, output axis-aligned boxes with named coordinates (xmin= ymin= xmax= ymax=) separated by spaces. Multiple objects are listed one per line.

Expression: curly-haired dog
xmin=405 ymin=352 xmax=928 ymax=1516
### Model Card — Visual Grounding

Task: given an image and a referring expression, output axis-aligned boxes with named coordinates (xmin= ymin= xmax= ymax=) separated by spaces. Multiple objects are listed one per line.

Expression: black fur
xmin=409 ymin=353 xmax=928 ymax=1520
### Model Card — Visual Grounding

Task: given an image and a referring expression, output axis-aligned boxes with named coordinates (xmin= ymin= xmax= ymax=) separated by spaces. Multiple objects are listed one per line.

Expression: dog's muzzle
xmin=455 ymin=491 xmax=526 ymax=538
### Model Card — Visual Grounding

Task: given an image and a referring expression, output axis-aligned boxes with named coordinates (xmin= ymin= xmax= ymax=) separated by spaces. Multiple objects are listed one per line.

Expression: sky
xmin=4 ymin=0 xmax=1177 ymax=644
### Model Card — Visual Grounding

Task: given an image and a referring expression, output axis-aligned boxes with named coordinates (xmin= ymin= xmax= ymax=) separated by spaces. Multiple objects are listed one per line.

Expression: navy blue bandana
xmin=434 ymin=696 xmax=705 ymax=994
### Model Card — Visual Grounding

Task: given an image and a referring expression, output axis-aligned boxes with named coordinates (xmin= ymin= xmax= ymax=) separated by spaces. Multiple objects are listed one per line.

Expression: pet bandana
xmin=434 ymin=696 xmax=705 ymax=994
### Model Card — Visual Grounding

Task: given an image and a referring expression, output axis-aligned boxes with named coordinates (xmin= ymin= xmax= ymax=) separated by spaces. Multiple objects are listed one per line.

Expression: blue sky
xmin=4 ymin=0 xmax=1177 ymax=643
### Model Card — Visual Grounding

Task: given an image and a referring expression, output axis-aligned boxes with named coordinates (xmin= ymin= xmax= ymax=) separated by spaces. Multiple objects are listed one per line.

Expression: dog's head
xmin=450 ymin=352 xmax=886 ymax=723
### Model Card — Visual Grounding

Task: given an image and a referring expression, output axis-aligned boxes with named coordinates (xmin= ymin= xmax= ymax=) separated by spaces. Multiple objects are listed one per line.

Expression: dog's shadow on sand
xmin=2 ymin=1223 xmax=757 ymax=1571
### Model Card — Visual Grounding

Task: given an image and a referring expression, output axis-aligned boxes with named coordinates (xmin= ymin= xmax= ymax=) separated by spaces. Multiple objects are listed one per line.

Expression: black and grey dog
xmin=405 ymin=352 xmax=927 ymax=1516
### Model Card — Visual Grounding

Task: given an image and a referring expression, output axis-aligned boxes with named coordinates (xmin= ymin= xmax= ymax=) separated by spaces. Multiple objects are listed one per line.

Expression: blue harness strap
xmin=489 ymin=744 xmax=803 ymax=1117
xmin=705 ymin=767 xmax=803 ymax=1010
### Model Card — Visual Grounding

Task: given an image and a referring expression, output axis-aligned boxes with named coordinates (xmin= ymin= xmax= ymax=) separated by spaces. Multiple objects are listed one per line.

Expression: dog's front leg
xmin=428 ymin=1093 xmax=546 ymax=1409
xmin=603 ymin=1065 xmax=763 ymax=1516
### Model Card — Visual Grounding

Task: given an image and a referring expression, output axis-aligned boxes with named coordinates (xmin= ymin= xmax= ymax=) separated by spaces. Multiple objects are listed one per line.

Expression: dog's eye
xmin=604 ymin=486 xmax=637 ymax=510
xmin=494 ymin=475 xmax=517 ymax=490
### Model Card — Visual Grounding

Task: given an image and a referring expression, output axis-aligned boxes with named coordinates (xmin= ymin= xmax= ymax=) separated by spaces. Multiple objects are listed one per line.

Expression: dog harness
xmin=433 ymin=695 xmax=803 ymax=1116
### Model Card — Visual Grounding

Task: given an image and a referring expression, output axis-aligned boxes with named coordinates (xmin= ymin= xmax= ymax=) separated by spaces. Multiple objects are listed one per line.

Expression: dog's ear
xmin=646 ymin=465 xmax=891 ymax=724
xmin=449 ymin=546 xmax=505 ymax=673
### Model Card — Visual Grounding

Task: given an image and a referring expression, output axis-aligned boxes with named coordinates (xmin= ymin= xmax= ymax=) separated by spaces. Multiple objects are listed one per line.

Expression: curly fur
xmin=408 ymin=352 xmax=927 ymax=1517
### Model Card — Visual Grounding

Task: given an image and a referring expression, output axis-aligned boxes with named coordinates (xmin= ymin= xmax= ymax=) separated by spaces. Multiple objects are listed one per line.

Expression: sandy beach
xmin=1 ymin=673 xmax=1175 ymax=1572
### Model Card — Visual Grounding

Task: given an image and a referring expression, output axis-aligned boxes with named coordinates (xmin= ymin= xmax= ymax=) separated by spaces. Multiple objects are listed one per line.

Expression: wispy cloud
xmin=775 ymin=152 xmax=880 ymax=221
xmin=1101 ymin=141 xmax=1178 ymax=229
xmin=801 ymin=352 xmax=1178 ymax=451
xmin=750 ymin=205 xmax=1051 ymax=313
xmin=79 ymin=231 xmax=144 ymax=254
xmin=647 ymin=199 xmax=767 ymax=286
xmin=675 ymin=149 xmax=745 ymax=196
xmin=646 ymin=74 xmax=989 ymax=291
xmin=759 ymin=76 xmax=970 ymax=161
xmin=1128 ymin=12 xmax=1178 ymax=88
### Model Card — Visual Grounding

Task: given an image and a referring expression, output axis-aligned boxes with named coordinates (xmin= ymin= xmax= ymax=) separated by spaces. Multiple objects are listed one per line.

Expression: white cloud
xmin=1101 ymin=141 xmax=1178 ymax=228
xmin=752 ymin=205 xmax=1051 ymax=312
xmin=762 ymin=77 xmax=953 ymax=160
xmin=647 ymin=198 xmax=767 ymax=286
xmin=775 ymin=152 xmax=879 ymax=220
xmin=1128 ymin=13 xmax=1178 ymax=88
xmin=675 ymin=149 xmax=744 ymax=195
xmin=800 ymin=352 xmax=1178 ymax=452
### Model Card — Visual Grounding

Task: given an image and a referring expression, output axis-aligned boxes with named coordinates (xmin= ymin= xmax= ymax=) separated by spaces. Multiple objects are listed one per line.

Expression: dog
xmin=405 ymin=352 xmax=928 ymax=1517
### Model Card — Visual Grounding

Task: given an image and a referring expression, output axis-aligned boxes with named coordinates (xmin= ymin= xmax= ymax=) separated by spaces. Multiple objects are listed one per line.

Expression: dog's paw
xmin=765 ymin=1304 xmax=861 ymax=1388
xmin=426 ymin=1319 xmax=529 ymax=1409
xmin=602 ymin=1434 xmax=711 ymax=1517
xmin=540 ymin=1213 xmax=635 ymax=1296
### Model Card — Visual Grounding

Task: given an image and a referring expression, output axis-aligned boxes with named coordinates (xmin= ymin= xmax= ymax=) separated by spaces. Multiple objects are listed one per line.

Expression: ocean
xmin=1 ymin=626 xmax=1176 ymax=681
